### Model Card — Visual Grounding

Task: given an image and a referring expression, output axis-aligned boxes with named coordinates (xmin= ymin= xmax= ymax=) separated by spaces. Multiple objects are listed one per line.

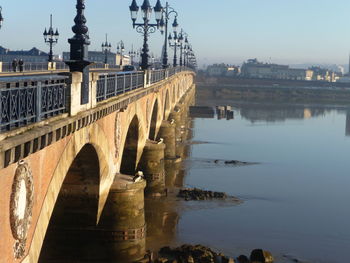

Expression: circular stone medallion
xmin=10 ymin=160 xmax=34 ymax=259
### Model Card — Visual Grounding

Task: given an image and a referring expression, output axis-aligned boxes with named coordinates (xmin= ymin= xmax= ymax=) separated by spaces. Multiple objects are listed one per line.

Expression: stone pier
xmin=98 ymin=174 xmax=147 ymax=263
xmin=138 ymin=140 xmax=166 ymax=196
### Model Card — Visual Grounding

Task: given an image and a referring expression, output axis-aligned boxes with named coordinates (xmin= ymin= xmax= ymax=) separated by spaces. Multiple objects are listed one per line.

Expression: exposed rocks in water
xmin=158 ymin=244 xmax=234 ymax=263
xmin=250 ymin=249 xmax=274 ymax=263
xmin=177 ymin=188 xmax=229 ymax=201
xmin=136 ymin=244 xmax=275 ymax=263
xmin=237 ymin=255 xmax=249 ymax=263
xmin=212 ymin=159 xmax=258 ymax=166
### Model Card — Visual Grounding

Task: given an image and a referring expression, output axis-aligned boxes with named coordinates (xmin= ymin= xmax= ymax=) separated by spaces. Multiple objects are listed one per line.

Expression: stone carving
xmin=10 ymin=160 xmax=34 ymax=259
xmin=115 ymin=112 xmax=122 ymax=159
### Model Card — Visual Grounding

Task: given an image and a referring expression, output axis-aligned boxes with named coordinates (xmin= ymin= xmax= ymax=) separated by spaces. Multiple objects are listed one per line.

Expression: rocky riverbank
xmin=136 ymin=244 xmax=275 ymax=263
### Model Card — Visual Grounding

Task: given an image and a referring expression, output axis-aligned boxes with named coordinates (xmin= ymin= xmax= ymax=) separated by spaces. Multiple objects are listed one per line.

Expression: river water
xmin=154 ymin=98 xmax=350 ymax=263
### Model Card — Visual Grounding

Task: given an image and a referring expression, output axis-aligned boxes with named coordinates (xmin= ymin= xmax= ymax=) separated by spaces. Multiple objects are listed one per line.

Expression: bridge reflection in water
xmin=37 ymin=86 xmax=195 ymax=262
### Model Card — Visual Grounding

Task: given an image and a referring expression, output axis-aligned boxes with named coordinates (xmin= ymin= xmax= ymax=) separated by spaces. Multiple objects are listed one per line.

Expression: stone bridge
xmin=0 ymin=68 xmax=196 ymax=263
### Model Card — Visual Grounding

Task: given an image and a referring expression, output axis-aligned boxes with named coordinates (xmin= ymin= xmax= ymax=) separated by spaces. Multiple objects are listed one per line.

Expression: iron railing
xmin=55 ymin=62 xmax=69 ymax=70
xmin=0 ymin=76 xmax=68 ymax=132
xmin=150 ymin=69 xmax=167 ymax=84
xmin=90 ymin=62 xmax=107 ymax=69
xmin=0 ymin=66 xmax=192 ymax=132
xmin=96 ymin=72 xmax=144 ymax=102
xmin=96 ymin=67 xmax=191 ymax=103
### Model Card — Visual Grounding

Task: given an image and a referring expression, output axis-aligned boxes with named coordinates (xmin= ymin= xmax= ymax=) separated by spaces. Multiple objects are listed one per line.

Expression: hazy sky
xmin=1 ymin=0 xmax=350 ymax=67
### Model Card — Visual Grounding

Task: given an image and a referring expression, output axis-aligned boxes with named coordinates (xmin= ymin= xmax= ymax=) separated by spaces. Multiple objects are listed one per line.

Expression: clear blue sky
xmin=1 ymin=0 xmax=350 ymax=67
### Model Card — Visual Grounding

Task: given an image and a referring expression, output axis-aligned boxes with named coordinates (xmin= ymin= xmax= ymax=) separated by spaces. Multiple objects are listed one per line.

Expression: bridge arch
xmin=149 ymin=99 xmax=159 ymax=140
xmin=120 ymin=115 xmax=141 ymax=175
xmin=164 ymin=89 xmax=170 ymax=120
xmin=39 ymin=143 xmax=101 ymax=261
xmin=26 ymin=124 xmax=114 ymax=263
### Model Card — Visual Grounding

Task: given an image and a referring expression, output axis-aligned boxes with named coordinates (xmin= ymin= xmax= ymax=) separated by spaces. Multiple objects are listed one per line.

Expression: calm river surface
xmin=173 ymin=100 xmax=350 ymax=263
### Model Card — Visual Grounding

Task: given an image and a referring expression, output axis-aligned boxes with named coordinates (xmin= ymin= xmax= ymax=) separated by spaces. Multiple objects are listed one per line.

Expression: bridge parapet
xmin=0 ymin=75 xmax=69 ymax=132
xmin=0 ymin=67 xmax=192 ymax=133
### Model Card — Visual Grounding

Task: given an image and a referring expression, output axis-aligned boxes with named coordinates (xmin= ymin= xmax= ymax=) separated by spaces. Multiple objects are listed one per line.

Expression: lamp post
xmin=182 ymin=35 xmax=189 ymax=67
xmin=101 ymin=34 xmax=111 ymax=64
xmin=65 ymin=0 xmax=91 ymax=73
xmin=168 ymin=27 xmax=181 ymax=67
xmin=43 ymin=14 xmax=59 ymax=62
xmin=158 ymin=2 xmax=178 ymax=69
xmin=129 ymin=45 xmax=139 ymax=65
xmin=0 ymin=7 xmax=4 ymax=30
xmin=65 ymin=0 xmax=91 ymax=105
xmin=188 ymin=47 xmax=197 ymax=70
xmin=178 ymin=29 xmax=189 ymax=66
xmin=117 ymin=40 xmax=125 ymax=66
xmin=129 ymin=0 xmax=163 ymax=70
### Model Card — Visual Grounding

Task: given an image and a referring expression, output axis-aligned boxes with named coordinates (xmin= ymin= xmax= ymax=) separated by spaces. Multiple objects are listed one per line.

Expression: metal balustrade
xmin=90 ymin=62 xmax=107 ymax=69
xmin=0 ymin=76 xmax=68 ymax=132
xmin=55 ymin=62 xmax=69 ymax=70
xmin=96 ymin=67 xmax=191 ymax=103
xmin=150 ymin=69 xmax=166 ymax=84
xmin=0 ymin=67 xmax=192 ymax=132
xmin=96 ymin=72 xmax=144 ymax=102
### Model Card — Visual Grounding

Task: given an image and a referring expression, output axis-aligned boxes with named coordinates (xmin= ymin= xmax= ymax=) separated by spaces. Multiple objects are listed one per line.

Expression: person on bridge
xmin=12 ymin=59 xmax=18 ymax=72
xmin=18 ymin=59 xmax=24 ymax=72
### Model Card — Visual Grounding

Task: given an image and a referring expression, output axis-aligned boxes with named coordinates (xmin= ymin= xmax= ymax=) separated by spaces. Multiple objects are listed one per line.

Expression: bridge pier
xmin=138 ymin=140 xmax=166 ymax=196
xmin=158 ymin=120 xmax=182 ymax=188
xmin=169 ymin=108 xmax=183 ymax=143
xmin=158 ymin=120 xmax=177 ymax=160
xmin=97 ymin=174 xmax=146 ymax=263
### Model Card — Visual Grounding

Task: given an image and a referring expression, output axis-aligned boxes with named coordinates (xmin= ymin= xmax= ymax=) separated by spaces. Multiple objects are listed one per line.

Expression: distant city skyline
xmin=1 ymin=0 xmax=350 ymax=67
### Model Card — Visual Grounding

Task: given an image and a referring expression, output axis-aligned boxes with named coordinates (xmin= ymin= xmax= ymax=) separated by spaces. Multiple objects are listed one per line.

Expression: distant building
xmin=206 ymin=63 xmax=240 ymax=77
xmin=308 ymin=66 xmax=339 ymax=82
xmin=62 ymin=51 xmax=130 ymax=66
xmin=241 ymin=59 xmax=313 ymax=81
xmin=0 ymin=46 xmax=50 ymax=62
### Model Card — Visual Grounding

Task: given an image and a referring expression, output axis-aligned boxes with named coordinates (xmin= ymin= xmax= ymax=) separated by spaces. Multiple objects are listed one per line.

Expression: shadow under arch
xmin=149 ymin=99 xmax=159 ymax=140
xmin=39 ymin=144 xmax=101 ymax=262
xmin=164 ymin=89 xmax=170 ymax=120
xmin=120 ymin=115 xmax=140 ymax=175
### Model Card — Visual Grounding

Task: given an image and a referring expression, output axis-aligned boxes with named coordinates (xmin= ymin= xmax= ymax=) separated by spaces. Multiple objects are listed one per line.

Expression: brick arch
xmin=163 ymin=89 xmax=170 ymax=120
xmin=26 ymin=124 xmax=113 ymax=263
xmin=149 ymin=98 xmax=160 ymax=140
xmin=119 ymin=115 xmax=141 ymax=175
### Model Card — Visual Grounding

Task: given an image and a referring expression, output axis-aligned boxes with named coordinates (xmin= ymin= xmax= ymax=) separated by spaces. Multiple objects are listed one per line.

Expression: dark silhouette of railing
xmin=0 ymin=76 xmax=68 ymax=132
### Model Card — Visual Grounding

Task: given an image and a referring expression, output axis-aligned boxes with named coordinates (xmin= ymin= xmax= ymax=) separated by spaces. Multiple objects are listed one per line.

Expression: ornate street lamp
xmin=101 ymin=34 xmax=111 ymax=64
xmin=129 ymin=0 xmax=163 ymax=70
xmin=159 ymin=2 xmax=178 ymax=69
xmin=129 ymin=45 xmax=139 ymax=65
xmin=168 ymin=20 xmax=181 ymax=67
xmin=65 ymin=0 xmax=91 ymax=105
xmin=183 ymin=36 xmax=189 ymax=67
xmin=43 ymin=14 xmax=59 ymax=62
xmin=0 ymin=7 xmax=4 ymax=29
xmin=65 ymin=0 xmax=91 ymax=73
xmin=117 ymin=40 xmax=125 ymax=66
xmin=187 ymin=47 xmax=197 ymax=70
